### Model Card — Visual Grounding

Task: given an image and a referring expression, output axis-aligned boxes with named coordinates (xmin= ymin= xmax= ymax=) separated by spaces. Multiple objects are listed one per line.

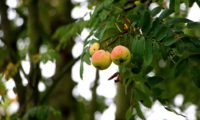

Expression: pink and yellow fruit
xmin=92 ymin=50 xmax=112 ymax=70
xmin=111 ymin=45 xmax=131 ymax=65
xmin=89 ymin=42 xmax=100 ymax=55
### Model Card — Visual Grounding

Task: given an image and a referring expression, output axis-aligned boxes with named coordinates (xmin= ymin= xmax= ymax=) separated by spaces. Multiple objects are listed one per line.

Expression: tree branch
xmin=0 ymin=0 xmax=18 ymax=61
xmin=40 ymin=57 xmax=80 ymax=104
xmin=27 ymin=0 xmax=42 ymax=105
xmin=89 ymin=69 xmax=99 ymax=120
xmin=0 ymin=0 xmax=26 ymax=117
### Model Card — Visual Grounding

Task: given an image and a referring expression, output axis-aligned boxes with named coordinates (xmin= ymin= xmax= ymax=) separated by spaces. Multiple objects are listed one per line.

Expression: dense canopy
xmin=0 ymin=0 xmax=200 ymax=120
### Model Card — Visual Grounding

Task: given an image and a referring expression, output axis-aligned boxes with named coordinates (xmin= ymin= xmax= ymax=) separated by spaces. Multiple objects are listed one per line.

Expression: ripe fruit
xmin=111 ymin=45 xmax=131 ymax=65
xmin=92 ymin=50 xmax=112 ymax=70
xmin=89 ymin=42 xmax=100 ymax=55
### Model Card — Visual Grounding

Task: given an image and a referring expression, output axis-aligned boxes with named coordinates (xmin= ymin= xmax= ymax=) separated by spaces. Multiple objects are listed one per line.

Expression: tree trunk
xmin=115 ymin=83 xmax=131 ymax=120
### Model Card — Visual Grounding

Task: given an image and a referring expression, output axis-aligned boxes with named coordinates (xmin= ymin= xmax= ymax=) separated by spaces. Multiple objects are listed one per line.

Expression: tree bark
xmin=89 ymin=70 xmax=99 ymax=120
xmin=0 ymin=0 xmax=26 ymax=117
xmin=115 ymin=83 xmax=131 ymax=120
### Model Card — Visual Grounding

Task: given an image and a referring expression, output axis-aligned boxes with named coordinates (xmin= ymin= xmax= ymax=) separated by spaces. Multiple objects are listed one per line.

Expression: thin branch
xmin=20 ymin=65 xmax=30 ymax=81
xmin=40 ymin=57 xmax=80 ymax=104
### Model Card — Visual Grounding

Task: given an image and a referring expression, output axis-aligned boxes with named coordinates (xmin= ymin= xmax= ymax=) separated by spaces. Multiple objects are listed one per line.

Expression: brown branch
xmin=0 ymin=0 xmax=18 ymax=61
xmin=0 ymin=0 xmax=26 ymax=117
xmin=27 ymin=0 xmax=42 ymax=105
xmin=89 ymin=69 xmax=99 ymax=120
xmin=40 ymin=57 xmax=80 ymax=104
xmin=0 ymin=0 xmax=12 ymax=42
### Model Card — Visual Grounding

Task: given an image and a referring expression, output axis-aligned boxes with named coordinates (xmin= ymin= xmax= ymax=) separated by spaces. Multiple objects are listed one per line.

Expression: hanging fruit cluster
xmin=89 ymin=42 xmax=131 ymax=70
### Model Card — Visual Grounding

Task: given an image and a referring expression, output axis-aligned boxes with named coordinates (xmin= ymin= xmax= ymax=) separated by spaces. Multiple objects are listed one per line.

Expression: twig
xmin=40 ymin=57 xmax=80 ymax=103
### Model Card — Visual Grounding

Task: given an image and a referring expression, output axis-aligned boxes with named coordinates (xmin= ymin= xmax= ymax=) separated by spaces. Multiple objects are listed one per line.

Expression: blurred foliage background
xmin=0 ymin=0 xmax=200 ymax=120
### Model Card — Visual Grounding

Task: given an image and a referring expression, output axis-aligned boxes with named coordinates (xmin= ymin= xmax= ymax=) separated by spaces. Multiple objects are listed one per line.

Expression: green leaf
xmin=190 ymin=39 xmax=200 ymax=47
xmin=53 ymin=20 xmax=86 ymax=48
xmin=40 ymin=49 xmax=59 ymax=63
xmin=159 ymin=9 xmax=174 ymax=19
xmin=135 ymin=88 xmax=152 ymax=108
xmin=135 ymin=101 xmax=145 ymax=119
xmin=125 ymin=107 xmax=133 ymax=120
xmin=148 ymin=18 xmax=161 ymax=38
xmin=80 ymin=60 xmax=84 ymax=80
xmin=131 ymin=36 xmax=145 ymax=68
xmin=152 ymin=42 xmax=160 ymax=55
xmin=151 ymin=6 xmax=162 ymax=16
xmin=187 ymin=22 xmax=200 ymax=29
xmin=189 ymin=0 xmax=196 ymax=7
xmin=125 ymin=79 xmax=134 ymax=94
xmin=142 ymin=66 xmax=153 ymax=76
xmin=99 ymin=10 xmax=110 ymax=21
xmin=131 ymin=36 xmax=145 ymax=57
xmin=191 ymin=67 xmax=200 ymax=88
xmin=169 ymin=0 xmax=175 ymax=10
xmin=22 ymin=106 xmax=61 ymax=120
xmin=175 ymin=0 xmax=180 ymax=14
xmin=144 ymin=40 xmax=153 ymax=66
xmin=196 ymin=0 xmax=200 ymax=7
xmin=184 ymin=0 xmax=189 ymax=9
xmin=167 ymin=18 xmax=192 ymax=27
xmin=163 ymin=35 xmax=177 ymax=46
xmin=82 ymin=49 xmax=91 ymax=65
xmin=174 ymin=58 xmax=188 ymax=77
xmin=100 ymin=26 xmax=119 ymax=40
xmin=154 ymin=25 xmax=169 ymax=41
xmin=142 ymin=11 xmax=151 ymax=34
xmin=147 ymin=76 xmax=164 ymax=86
xmin=152 ymin=87 xmax=163 ymax=96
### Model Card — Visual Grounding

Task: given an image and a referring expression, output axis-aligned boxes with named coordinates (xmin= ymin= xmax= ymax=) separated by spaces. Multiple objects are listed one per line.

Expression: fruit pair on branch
xmin=89 ymin=42 xmax=131 ymax=70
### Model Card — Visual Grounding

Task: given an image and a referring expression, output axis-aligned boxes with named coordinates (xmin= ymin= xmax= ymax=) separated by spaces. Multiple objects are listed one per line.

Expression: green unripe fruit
xmin=89 ymin=42 xmax=100 ymax=55
xmin=92 ymin=50 xmax=112 ymax=70
xmin=111 ymin=45 xmax=131 ymax=65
